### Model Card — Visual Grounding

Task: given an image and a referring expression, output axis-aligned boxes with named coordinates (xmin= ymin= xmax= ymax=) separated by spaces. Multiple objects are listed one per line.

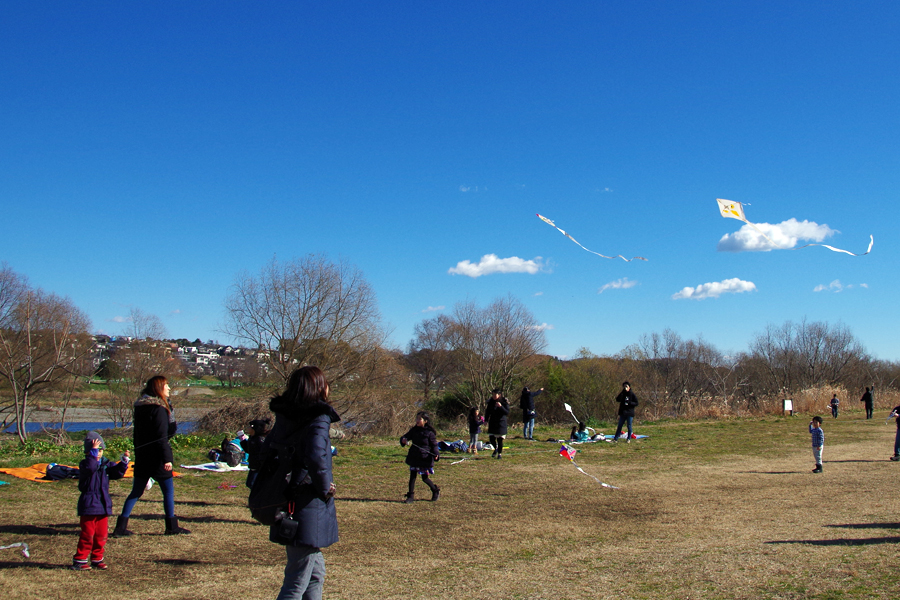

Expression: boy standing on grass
xmin=72 ymin=432 xmax=130 ymax=571
xmin=809 ymin=416 xmax=824 ymax=473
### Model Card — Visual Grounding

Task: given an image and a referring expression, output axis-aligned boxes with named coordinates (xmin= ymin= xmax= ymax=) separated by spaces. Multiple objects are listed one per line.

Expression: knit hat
xmin=83 ymin=431 xmax=106 ymax=452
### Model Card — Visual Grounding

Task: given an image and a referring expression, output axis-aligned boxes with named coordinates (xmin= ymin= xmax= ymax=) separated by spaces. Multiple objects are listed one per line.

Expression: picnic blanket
xmin=0 ymin=463 xmax=181 ymax=481
xmin=179 ymin=462 xmax=249 ymax=472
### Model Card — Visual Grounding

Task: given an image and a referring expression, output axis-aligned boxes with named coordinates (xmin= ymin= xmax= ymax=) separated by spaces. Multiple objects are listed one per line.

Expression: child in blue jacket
xmin=72 ymin=431 xmax=129 ymax=570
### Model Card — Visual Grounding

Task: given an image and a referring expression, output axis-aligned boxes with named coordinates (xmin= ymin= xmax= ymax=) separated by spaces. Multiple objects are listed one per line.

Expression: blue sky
xmin=1 ymin=1 xmax=897 ymax=360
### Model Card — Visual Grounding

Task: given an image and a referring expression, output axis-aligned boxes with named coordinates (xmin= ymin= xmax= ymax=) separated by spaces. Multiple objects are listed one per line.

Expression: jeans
xmin=469 ymin=432 xmax=478 ymax=449
xmin=121 ymin=474 xmax=175 ymax=519
xmin=894 ymin=429 xmax=900 ymax=457
xmin=276 ymin=545 xmax=326 ymax=600
xmin=614 ymin=415 xmax=633 ymax=439
xmin=831 ymin=406 xmax=838 ymax=418
xmin=523 ymin=418 xmax=535 ymax=439
xmin=813 ymin=446 xmax=823 ymax=465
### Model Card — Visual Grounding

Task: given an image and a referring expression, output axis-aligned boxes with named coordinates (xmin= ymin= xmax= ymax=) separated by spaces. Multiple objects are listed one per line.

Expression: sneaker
xmin=71 ymin=561 xmax=91 ymax=571
xmin=496 ymin=453 xmax=502 ymax=459
xmin=91 ymin=561 xmax=108 ymax=570
xmin=890 ymin=455 xmax=899 ymax=461
xmin=812 ymin=466 xmax=823 ymax=473
xmin=145 ymin=478 xmax=154 ymax=491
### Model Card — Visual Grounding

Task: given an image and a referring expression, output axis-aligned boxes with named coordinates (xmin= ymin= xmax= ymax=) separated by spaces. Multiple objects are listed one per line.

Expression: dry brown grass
xmin=2 ymin=408 xmax=899 ymax=599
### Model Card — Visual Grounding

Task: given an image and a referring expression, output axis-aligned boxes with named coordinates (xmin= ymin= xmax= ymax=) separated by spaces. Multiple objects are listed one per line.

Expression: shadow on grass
xmin=0 ymin=523 xmax=77 ymax=535
xmin=127 ymin=514 xmax=253 ymax=524
xmin=739 ymin=471 xmax=799 ymax=475
xmin=765 ymin=536 xmax=900 ymax=546
xmin=825 ymin=523 xmax=900 ymax=530
xmin=337 ymin=497 xmax=406 ymax=504
xmin=155 ymin=558 xmax=208 ymax=566
xmin=0 ymin=560 xmax=58 ymax=570
xmin=825 ymin=459 xmax=882 ymax=463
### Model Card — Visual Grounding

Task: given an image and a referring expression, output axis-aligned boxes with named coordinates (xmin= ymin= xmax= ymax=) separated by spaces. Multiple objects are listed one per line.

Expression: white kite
xmin=716 ymin=199 xmax=873 ymax=256
xmin=537 ymin=214 xmax=648 ymax=261
xmin=0 ymin=542 xmax=30 ymax=558
xmin=563 ymin=402 xmax=581 ymax=424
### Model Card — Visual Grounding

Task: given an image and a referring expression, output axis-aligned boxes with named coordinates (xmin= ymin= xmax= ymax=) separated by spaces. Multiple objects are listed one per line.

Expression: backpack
xmin=220 ymin=439 xmax=244 ymax=467
xmin=247 ymin=441 xmax=307 ymax=526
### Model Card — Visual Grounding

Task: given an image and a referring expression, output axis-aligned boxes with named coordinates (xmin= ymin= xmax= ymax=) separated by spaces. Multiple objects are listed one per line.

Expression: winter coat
xmin=519 ymin=389 xmax=543 ymax=422
xmin=240 ymin=434 xmax=266 ymax=471
xmin=615 ymin=389 xmax=639 ymax=417
xmin=132 ymin=395 xmax=177 ymax=481
xmin=861 ymin=391 xmax=874 ymax=408
xmin=485 ymin=398 xmax=511 ymax=436
xmin=401 ymin=426 xmax=439 ymax=470
xmin=893 ymin=405 xmax=900 ymax=429
xmin=467 ymin=413 xmax=484 ymax=435
xmin=77 ymin=451 xmax=129 ymax=516
xmin=266 ymin=397 xmax=340 ymax=549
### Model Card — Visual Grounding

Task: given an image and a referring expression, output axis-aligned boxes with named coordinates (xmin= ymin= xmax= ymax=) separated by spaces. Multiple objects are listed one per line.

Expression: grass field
xmin=1 ymin=410 xmax=899 ymax=600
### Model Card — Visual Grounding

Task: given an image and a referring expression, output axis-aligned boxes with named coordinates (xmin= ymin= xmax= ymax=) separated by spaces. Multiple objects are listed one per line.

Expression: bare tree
xmin=447 ymin=295 xmax=547 ymax=406
xmin=0 ymin=264 xmax=92 ymax=443
xmin=403 ymin=314 xmax=459 ymax=402
xmin=223 ymin=255 xmax=387 ymax=389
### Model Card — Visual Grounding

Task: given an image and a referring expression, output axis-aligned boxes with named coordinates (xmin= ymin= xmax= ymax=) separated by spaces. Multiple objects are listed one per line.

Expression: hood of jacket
xmin=269 ymin=397 xmax=341 ymax=426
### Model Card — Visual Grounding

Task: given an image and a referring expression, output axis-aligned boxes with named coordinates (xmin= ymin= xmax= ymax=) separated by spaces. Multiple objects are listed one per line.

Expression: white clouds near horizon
xmin=421 ymin=305 xmax=445 ymax=312
xmin=717 ymin=219 xmax=836 ymax=252
xmin=672 ymin=278 xmax=757 ymax=300
xmin=532 ymin=322 xmax=554 ymax=331
xmin=598 ymin=277 xmax=638 ymax=294
xmin=813 ymin=280 xmax=868 ymax=293
xmin=448 ymin=254 xmax=542 ymax=278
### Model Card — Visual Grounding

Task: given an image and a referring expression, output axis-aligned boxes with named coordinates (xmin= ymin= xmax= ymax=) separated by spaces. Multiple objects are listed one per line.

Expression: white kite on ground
xmin=0 ymin=542 xmax=30 ymax=558
xmin=537 ymin=214 xmax=647 ymax=261
xmin=716 ymin=199 xmax=873 ymax=256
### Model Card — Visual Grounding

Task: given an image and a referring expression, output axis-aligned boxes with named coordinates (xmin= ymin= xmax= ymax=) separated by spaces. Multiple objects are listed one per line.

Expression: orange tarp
xmin=0 ymin=463 xmax=179 ymax=482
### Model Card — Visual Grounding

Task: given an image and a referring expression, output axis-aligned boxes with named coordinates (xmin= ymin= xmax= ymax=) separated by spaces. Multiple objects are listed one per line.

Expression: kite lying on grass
xmin=0 ymin=542 xmax=30 ymax=558
xmin=716 ymin=199 xmax=873 ymax=256
xmin=537 ymin=214 xmax=648 ymax=262
xmin=559 ymin=444 xmax=618 ymax=489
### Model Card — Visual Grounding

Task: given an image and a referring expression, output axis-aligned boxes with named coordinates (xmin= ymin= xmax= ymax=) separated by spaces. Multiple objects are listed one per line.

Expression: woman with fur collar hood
xmin=112 ymin=375 xmax=190 ymax=537
xmin=266 ymin=366 xmax=340 ymax=600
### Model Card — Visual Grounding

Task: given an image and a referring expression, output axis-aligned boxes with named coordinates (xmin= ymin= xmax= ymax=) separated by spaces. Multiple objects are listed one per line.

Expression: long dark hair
xmin=520 ymin=387 xmax=530 ymax=403
xmin=416 ymin=410 xmax=436 ymax=434
xmin=141 ymin=375 xmax=171 ymax=412
xmin=275 ymin=366 xmax=330 ymax=408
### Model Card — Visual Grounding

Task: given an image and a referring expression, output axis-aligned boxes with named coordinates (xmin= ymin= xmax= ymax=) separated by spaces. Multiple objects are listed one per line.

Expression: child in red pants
xmin=72 ymin=432 xmax=129 ymax=570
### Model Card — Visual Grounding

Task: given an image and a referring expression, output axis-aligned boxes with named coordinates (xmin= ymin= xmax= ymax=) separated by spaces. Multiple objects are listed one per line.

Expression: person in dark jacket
xmin=266 ymin=366 xmax=340 ymax=600
xmin=519 ymin=386 xmax=544 ymax=440
xmin=113 ymin=375 xmax=190 ymax=537
xmin=241 ymin=418 xmax=271 ymax=488
xmin=71 ymin=431 xmax=129 ymax=570
xmin=861 ymin=387 xmax=874 ymax=419
xmin=612 ymin=381 xmax=639 ymax=442
xmin=485 ymin=389 xmax=511 ymax=459
xmin=400 ymin=410 xmax=440 ymax=503
xmin=889 ymin=405 xmax=900 ymax=461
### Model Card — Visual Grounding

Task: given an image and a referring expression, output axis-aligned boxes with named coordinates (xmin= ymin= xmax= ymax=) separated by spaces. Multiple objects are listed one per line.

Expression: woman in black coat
xmin=613 ymin=381 xmax=639 ymax=442
xmin=399 ymin=411 xmax=440 ymax=503
xmin=113 ymin=375 xmax=190 ymax=536
xmin=484 ymin=389 xmax=510 ymax=459
xmin=266 ymin=366 xmax=340 ymax=600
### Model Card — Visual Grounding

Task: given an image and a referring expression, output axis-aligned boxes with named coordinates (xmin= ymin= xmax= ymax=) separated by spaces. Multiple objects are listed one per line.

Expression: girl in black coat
xmin=113 ymin=375 xmax=190 ymax=536
xmin=484 ymin=389 xmax=510 ymax=459
xmin=400 ymin=411 xmax=440 ymax=503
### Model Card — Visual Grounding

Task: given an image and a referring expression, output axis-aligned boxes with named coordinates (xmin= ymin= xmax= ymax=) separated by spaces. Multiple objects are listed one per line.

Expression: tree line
xmin=2 ymin=257 xmax=897 ymax=442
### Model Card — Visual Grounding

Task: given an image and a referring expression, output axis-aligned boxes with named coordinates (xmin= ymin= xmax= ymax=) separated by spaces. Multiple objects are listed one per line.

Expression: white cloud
xmin=421 ymin=305 xmax=445 ymax=313
xmin=532 ymin=322 xmax=554 ymax=331
xmin=598 ymin=277 xmax=638 ymax=294
xmin=717 ymin=218 xmax=837 ymax=252
xmin=459 ymin=185 xmax=485 ymax=193
xmin=533 ymin=291 xmax=543 ymax=296
xmin=448 ymin=254 xmax=542 ymax=278
xmin=672 ymin=278 xmax=757 ymax=300
xmin=109 ymin=315 xmax=129 ymax=323
xmin=169 ymin=309 xmax=181 ymax=315
xmin=813 ymin=280 xmax=868 ymax=293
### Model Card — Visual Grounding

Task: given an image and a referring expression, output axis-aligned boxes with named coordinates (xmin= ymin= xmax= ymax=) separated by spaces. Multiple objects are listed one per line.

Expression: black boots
xmin=404 ymin=493 xmax=415 ymax=504
xmin=430 ymin=485 xmax=441 ymax=502
xmin=164 ymin=517 xmax=191 ymax=535
xmin=111 ymin=516 xmax=133 ymax=538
